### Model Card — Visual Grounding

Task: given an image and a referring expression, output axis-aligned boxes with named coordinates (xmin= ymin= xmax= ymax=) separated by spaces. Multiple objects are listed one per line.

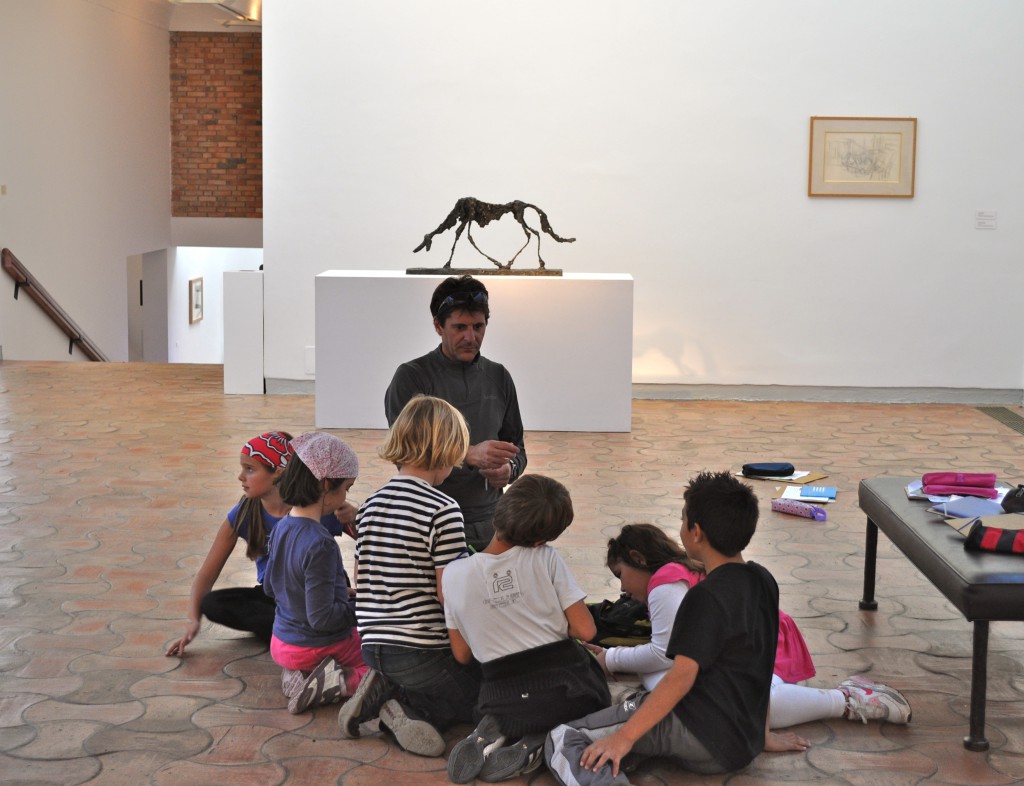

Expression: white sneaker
xmin=840 ymin=675 xmax=912 ymax=724
xmin=288 ymin=656 xmax=347 ymax=714
xmin=378 ymin=699 xmax=446 ymax=758
xmin=281 ymin=668 xmax=305 ymax=697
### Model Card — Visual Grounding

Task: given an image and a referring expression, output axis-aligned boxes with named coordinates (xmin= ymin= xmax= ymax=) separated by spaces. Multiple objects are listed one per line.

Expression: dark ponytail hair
xmin=233 ymin=431 xmax=293 ymax=561
xmin=606 ymin=523 xmax=705 ymax=576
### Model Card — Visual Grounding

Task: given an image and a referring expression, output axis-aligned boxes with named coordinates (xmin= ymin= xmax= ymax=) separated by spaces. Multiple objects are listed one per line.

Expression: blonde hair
xmin=380 ymin=395 xmax=469 ymax=471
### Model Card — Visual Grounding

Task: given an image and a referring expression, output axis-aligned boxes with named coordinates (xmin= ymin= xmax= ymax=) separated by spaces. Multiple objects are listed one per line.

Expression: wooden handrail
xmin=1 ymin=248 xmax=109 ymax=361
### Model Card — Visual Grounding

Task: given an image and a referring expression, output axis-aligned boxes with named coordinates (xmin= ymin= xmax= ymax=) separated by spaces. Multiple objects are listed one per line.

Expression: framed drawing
xmin=808 ymin=117 xmax=917 ymax=197
xmin=189 ymin=277 xmax=204 ymax=324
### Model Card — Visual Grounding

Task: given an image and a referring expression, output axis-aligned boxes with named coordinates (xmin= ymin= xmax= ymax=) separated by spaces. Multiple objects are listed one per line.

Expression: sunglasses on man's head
xmin=436 ymin=291 xmax=488 ymax=315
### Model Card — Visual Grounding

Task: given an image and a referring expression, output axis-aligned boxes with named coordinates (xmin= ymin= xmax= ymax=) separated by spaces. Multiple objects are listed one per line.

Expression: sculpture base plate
xmin=405 ymin=267 xmax=562 ymax=277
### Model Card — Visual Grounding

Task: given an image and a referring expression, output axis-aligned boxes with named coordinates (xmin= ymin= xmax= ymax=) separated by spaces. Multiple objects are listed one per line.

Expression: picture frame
xmin=808 ymin=116 xmax=917 ymax=197
xmin=188 ymin=277 xmax=204 ymax=324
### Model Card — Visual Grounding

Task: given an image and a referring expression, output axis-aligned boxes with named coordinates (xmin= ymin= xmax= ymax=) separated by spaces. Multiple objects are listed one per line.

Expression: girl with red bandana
xmin=165 ymin=431 xmax=354 ymax=658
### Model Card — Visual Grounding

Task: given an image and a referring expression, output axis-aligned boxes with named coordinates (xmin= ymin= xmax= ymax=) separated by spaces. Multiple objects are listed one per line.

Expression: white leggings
xmin=768 ymin=673 xmax=846 ymax=728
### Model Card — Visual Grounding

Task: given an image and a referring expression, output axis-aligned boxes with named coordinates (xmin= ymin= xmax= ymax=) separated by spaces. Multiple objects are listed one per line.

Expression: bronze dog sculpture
xmin=413 ymin=197 xmax=575 ymax=270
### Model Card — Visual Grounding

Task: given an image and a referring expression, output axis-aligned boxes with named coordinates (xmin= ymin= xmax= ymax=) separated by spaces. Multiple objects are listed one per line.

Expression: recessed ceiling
xmin=167 ymin=0 xmax=261 ymax=29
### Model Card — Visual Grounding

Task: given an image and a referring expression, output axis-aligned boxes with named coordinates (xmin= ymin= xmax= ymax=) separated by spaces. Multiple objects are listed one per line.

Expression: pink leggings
xmin=271 ymin=631 xmax=368 ymax=695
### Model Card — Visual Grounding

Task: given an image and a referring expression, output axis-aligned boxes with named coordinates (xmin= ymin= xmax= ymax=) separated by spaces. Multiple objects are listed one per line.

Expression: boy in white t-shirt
xmin=442 ymin=475 xmax=610 ymax=784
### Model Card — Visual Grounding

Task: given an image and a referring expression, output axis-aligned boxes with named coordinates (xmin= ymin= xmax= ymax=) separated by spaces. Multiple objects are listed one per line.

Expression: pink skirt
xmin=270 ymin=631 xmax=368 ymax=695
xmin=774 ymin=610 xmax=815 ymax=683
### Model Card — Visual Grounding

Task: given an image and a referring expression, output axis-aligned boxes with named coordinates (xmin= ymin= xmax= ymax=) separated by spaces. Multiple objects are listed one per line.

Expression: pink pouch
xmin=922 ymin=484 xmax=999 ymax=499
xmin=921 ymin=472 xmax=996 ymax=487
xmin=771 ymin=498 xmax=827 ymax=520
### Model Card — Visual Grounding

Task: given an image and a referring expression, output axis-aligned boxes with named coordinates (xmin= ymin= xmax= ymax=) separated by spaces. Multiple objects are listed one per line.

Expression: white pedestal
xmin=315 ymin=271 xmax=633 ymax=432
xmin=223 ymin=270 xmax=264 ymax=394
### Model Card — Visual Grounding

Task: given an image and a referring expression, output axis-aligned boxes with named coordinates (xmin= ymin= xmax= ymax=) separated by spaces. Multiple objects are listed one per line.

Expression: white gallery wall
xmin=264 ymin=1 xmax=1024 ymax=394
xmin=167 ymin=246 xmax=263 ymax=364
xmin=0 ymin=0 xmax=171 ymax=362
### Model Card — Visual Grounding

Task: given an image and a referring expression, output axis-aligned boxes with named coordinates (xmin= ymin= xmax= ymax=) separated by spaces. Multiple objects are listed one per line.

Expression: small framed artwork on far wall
xmin=189 ymin=277 xmax=204 ymax=324
xmin=808 ymin=116 xmax=917 ymax=197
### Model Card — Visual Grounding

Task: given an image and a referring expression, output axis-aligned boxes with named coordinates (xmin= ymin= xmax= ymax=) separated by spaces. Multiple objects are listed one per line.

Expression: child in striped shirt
xmin=338 ymin=395 xmax=481 ymax=757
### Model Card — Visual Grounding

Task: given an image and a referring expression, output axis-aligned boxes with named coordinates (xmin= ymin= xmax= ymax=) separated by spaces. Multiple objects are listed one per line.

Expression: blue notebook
xmin=930 ymin=497 xmax=1003 ymax=519
xmin=802 ymin=486 xmax=837 ymax=500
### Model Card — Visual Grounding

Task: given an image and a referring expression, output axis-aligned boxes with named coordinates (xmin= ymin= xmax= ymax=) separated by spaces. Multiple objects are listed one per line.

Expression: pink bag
xmin=921 ymin=472 xmax=996 ymax=487
xmin=771 ymin=498 xmax=827 ymax=520
xmin=922 ymin=484 xmax=999 ymax=499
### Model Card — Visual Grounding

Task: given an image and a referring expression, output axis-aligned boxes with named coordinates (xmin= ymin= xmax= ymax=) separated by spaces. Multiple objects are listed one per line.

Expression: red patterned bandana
xmin=241 ymin=432 xmax=293 ymax=470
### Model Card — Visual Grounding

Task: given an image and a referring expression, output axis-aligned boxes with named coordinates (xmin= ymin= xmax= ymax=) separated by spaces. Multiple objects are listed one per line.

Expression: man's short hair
xmin=430 ymin=275 xmax=490 ymax=326
xmin=492 ymin=474 xmax=573 ymax=547
xmin=682 ymin=470 xmax=759 ymax=556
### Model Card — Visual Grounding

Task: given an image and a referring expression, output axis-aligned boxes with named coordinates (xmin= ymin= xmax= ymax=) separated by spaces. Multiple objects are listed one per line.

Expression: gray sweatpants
xmin=544 ymin=691 xmax=726 ymax=786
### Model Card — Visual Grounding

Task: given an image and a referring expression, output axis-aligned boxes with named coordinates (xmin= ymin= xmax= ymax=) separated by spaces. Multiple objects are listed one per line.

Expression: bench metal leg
xmin=859 ymin=518 xmax=879 ymax=611
xmin=964 ymin=620 xmax=990 ymax=751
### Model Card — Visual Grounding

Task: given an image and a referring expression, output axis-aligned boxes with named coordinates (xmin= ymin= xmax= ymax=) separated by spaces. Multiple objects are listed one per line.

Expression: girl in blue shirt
xmin=263 ymin=432 xmax=368 ymax=714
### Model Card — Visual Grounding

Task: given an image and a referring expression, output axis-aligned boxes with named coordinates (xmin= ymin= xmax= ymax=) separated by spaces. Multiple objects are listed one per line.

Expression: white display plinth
xmin=315 ymin=271 xmax=633 ymax=432
xmin=223 ymin=270 xmax=264 ymax=394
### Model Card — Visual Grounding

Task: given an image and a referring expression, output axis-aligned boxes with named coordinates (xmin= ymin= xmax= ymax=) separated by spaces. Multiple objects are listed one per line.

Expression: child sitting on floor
xmin=167 ymin=431 xmax=297 ymax=656
xmin=442 ymin=474 xmax=611 ymax=784
xmin=545 ymin=470 xmax=778 ymax=783
xmin=338 ymin=395 xmax=480 ymax=758
xmin=262 ymin=432 xmax=368 ymax=714
xmin=594 ymin=523 xmax=910 ymax=742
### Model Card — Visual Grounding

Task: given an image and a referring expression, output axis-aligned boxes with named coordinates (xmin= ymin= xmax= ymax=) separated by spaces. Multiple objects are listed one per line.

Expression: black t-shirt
xmin=665 ymin=561 xmax=779 ymax=771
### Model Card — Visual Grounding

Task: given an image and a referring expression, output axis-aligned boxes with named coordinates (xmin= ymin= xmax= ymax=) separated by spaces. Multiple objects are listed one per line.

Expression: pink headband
xmin=241 ymin=432 xmax=293 ymax=470
xmin=291 ymin=432 xmax=359 ymax=480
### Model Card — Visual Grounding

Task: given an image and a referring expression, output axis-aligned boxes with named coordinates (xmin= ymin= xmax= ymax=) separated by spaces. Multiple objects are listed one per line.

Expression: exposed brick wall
xmin=170 ymin=32 xmax=261 ymax=218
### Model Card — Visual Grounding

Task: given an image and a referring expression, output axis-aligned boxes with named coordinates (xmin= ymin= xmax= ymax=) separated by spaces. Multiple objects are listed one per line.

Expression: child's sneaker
xmin=840 ymin=675 xmax=912 ymax=724
xmin=478 ymin=732 xmax=545 ymax=783
xmin=447 ymin=714 xmax=506 ymax=782
xmin=281 ymin=668 xmax=305 ymax=698
xmin=379 ymin=698 xmax=446 ymax=758
xmin=338 ymin=669 xmax=392 ymax=738
xmin=288 ymin=656 xmax=347 ymax=714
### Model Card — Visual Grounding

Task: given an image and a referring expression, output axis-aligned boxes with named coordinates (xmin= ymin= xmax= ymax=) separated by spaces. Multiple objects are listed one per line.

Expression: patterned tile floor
xmin=1 ymin=361 xmax=1023 ymax=785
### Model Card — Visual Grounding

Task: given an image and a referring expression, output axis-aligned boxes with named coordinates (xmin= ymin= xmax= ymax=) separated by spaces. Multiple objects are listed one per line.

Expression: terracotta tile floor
xmin=2 ymin=361 xmax=1024 ymax=784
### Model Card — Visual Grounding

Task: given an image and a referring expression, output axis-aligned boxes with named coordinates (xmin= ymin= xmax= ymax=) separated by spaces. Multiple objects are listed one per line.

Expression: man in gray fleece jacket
xmin=384 ymin=275 xmax=526 ymax=551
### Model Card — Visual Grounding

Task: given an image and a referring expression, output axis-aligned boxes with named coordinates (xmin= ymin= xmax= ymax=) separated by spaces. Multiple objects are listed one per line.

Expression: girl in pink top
xmin=590 ymin=524 xmax=910 ymax=748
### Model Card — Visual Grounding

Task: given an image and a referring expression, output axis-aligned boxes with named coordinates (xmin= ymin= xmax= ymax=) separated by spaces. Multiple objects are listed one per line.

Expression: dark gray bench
xmin=858 ymin=476 xmax=1024 ymax=751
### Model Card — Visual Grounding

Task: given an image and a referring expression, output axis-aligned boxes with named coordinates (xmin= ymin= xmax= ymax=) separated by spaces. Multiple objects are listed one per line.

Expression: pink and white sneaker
xmin=840 ymin=675 xmax=912 ymax=724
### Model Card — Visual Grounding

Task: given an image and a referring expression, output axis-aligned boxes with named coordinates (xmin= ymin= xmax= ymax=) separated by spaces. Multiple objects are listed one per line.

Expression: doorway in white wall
xmin=126 ymin=254 xmax=143 ymax=361
xmin=128 ymin=247 xmax=263 ymax=365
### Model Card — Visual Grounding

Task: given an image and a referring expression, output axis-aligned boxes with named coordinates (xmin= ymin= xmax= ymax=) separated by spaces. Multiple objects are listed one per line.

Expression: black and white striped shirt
xmin=354 ymin=475 xmax=467 ymax=648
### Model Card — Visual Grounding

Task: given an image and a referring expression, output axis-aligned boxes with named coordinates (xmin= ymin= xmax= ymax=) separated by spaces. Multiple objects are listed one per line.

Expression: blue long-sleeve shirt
xmin=263 ymin=514 xmax=356 ymax=647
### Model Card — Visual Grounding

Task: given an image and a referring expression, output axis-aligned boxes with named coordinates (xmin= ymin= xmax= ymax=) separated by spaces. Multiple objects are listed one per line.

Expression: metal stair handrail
xmin=1 ymin=248 xmax=109 ymax=361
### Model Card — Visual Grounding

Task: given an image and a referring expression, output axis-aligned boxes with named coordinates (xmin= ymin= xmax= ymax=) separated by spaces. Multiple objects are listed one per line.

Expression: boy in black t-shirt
xmin=545 ymin=471 xmax=779 ymax=784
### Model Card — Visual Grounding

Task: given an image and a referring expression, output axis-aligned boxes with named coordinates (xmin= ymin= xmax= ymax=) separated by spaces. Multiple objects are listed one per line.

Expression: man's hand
xmin=464 ymin=440 xmax=519 ymax=470
xmin=580 ymin=731 xmax=634 ymax=777
xmin=479 ymin=462 xmax=512 ymax=489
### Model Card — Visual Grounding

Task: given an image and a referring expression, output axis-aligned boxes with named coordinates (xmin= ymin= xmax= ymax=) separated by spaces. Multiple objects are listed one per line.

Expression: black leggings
xmin=200 ymin=585 xmax=275 ymax=644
